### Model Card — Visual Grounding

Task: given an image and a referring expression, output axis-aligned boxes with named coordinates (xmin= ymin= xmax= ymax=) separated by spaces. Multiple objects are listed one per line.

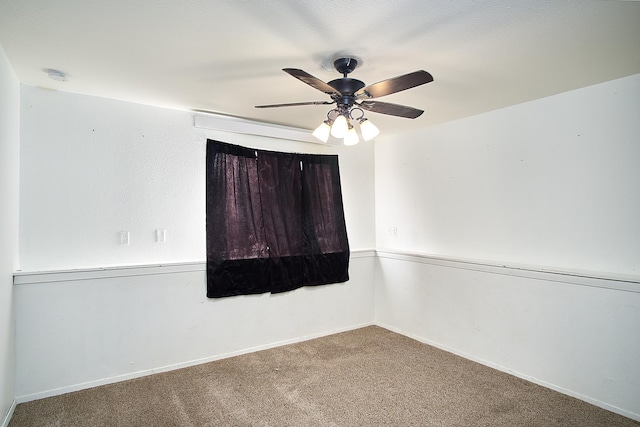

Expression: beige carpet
xmin=10 ymin=326 xmax=639 ymax=426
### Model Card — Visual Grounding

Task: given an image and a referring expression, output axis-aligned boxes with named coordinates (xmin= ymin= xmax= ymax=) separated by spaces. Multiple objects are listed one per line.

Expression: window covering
xmin=206 ymin=140 xmax=349 ymax=298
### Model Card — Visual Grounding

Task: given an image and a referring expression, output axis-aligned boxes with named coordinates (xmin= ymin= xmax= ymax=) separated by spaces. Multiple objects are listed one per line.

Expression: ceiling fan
xmin=255 ymin=57 xmax=434 ymax=145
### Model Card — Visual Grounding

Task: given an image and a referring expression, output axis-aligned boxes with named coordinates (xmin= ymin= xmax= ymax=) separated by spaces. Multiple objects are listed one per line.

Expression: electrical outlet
xmin=119 ymin=231 xmax=130 ymax=245
xmin=387 ymin=226 xmax=398 ymax=237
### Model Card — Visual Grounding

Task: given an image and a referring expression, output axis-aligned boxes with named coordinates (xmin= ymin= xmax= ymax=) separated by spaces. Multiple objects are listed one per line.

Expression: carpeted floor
xmin=10 ymin=326 xmax=639 ymax=426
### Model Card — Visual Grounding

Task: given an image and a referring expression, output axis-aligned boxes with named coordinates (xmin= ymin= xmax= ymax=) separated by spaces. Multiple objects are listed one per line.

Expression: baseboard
xmin=375 ymin=322 xmax=640 ymax=422
xmin=1 ymin=399 xmax=16 ymax=427
xmin=16 ymin=321 xmax=375 ymax=404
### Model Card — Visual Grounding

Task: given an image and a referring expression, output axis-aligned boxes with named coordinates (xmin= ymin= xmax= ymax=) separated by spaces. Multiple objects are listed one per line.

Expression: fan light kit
xmin=256 ymin=57 xmax=433 ymax=145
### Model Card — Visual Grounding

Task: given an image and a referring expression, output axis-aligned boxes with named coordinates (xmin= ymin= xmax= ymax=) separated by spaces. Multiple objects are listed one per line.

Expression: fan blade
xmin=283 ymin=68 xmax=342 ymax=96
xmin=255 ymin=100 xmax=334 ymax=108
xmin=358 ymin=101 xmax=424 ymax=119
xmin=356 ymin=70 xmax=433 ymax=99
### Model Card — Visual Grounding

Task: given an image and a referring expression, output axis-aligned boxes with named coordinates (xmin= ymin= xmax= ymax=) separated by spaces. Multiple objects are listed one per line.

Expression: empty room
xmin=1 ymin=1 xmax=639 ymax=425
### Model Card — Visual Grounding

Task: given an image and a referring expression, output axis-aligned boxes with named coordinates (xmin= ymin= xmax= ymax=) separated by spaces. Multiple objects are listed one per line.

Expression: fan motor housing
xmin=327 ymin=78 xmax=365 ymax=96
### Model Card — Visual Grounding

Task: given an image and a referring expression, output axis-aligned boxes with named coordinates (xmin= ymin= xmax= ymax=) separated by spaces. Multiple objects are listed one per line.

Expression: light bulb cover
xmin=331 ymin=114 xmax=349 ymax=138
xmin=359 ymin=118 xmax=380 ymax=141
xmin=344 ymin=126 xmax=360 ymax=146
xmin=312 ymin=121 xmax=331 ymax=142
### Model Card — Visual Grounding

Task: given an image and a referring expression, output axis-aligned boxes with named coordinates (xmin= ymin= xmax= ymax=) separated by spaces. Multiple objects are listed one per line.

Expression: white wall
xmin=374 ymin=74 xmax=640 ymax=419
xmin=375 ymin=254 xmax=640 ymax=419
xmin=14 ymin=72 xmax=640 ymax=420
xmin=14 ymin=254 xmax=375 ymax=400
xmin=0 ymin=43 xmax=19 ymax=424
xmin=19 ymin=86 xmax=375 ymax=272
xmin=15 ymin=87 xmax=376 ymax=400
xmin=376 ymin=73 xmax=640 ymax=277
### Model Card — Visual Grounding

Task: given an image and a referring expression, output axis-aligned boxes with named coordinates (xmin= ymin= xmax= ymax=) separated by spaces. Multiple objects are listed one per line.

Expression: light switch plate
xmin=155 ymin=229 xmax=166 ymax=243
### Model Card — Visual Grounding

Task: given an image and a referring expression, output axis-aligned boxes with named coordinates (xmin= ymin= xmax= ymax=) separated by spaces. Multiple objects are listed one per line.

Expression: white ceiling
xmin=1 ymin=0 xmax=639 ymax=135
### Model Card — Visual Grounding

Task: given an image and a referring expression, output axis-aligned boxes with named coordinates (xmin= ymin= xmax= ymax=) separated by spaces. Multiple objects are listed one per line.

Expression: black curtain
xmin=206 ymin=140 xmax=349 ymax=298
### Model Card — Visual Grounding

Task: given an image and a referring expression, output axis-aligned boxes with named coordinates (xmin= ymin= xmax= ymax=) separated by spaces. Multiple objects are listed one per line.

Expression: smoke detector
xmin=46 ymin=69 xmax=68 ymax=81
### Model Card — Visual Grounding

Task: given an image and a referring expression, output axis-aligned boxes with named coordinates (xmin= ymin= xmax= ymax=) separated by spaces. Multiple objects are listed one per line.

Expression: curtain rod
xmin=193 ymin=111 xmax=323 ymax=144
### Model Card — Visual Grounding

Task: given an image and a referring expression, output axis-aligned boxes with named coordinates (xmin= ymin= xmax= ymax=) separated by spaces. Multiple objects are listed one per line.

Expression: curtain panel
xmin=206 ymin=140 xmax=350 ymax=298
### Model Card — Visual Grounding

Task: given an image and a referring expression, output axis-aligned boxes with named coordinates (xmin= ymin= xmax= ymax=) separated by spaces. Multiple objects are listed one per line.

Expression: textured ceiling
xmin=1 ymin=0 xmax=639 ymax=135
